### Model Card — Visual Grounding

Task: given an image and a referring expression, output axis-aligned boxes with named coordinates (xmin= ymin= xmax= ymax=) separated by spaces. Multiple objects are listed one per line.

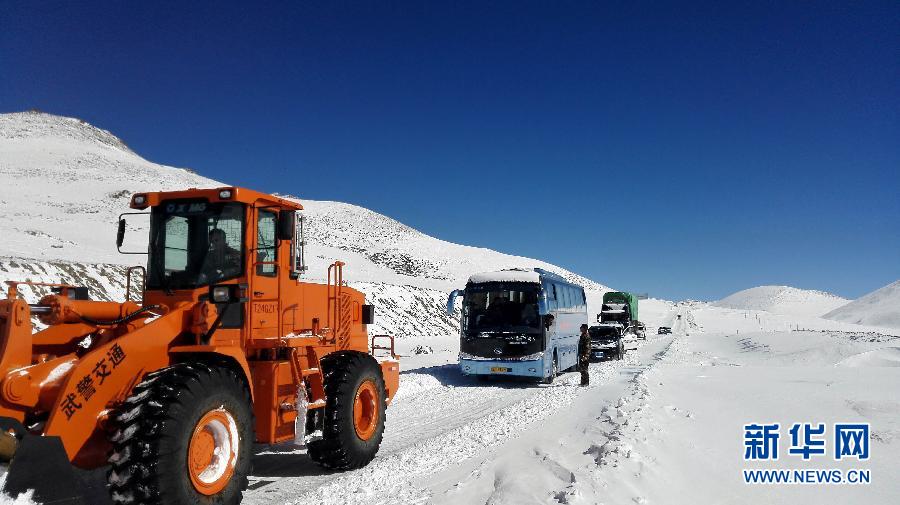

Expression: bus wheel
xmin=543 ymin=352 xmax=558 ymax=384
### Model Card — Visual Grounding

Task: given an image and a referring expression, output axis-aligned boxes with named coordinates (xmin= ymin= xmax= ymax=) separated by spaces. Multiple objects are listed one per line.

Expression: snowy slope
xmin=0 ymin=111 xmax=609 ymax=339
xmin=712 ymin=285 xmax=849 ymax=318
xmin=0 ymin=112 xmax=217 ymax=264
xmin=824 ymin=280 xmax=900 ymax=329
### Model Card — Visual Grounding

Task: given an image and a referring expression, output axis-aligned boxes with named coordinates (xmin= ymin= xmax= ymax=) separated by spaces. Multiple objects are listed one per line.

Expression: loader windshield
xmin=147 ymin=201 xmax=246 ymax=290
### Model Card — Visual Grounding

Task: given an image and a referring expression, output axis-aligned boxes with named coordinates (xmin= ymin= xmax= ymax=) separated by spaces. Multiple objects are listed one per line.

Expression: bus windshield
xmin=464 ymin=283 xmax=541 ymax=335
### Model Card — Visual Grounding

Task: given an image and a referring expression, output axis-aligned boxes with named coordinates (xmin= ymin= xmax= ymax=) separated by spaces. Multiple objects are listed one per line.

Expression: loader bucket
xmin=0 ymin=418 xmax=85 ymax=504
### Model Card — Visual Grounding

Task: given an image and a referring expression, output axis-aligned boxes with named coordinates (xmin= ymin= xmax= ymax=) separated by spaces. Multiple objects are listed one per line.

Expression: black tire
xmin=543 ymin=352 xmax=558 ymax=384
xmin=307 ymin=352 xmax=386 ymax=470
xmin=107 ymin=362 xmax=253 ymax=505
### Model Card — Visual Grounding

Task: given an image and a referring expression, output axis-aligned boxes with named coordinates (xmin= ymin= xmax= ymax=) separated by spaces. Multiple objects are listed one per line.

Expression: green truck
xmin=589 ymin=291 xmax=644 ymax=361
xmin=600 ymin=291 xmax=639 ymax=326
xmin=598 ymin=291 xmax=645 ymax=339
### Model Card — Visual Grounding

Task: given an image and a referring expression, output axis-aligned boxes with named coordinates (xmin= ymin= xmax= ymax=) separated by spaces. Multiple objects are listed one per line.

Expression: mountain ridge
xmin=0 ymin=111 xmax=609 ymax=339
xmin=824 ymin=280 xmax=900 ymax=329
xmin=713 ymin=284 xmax=849 ymax=318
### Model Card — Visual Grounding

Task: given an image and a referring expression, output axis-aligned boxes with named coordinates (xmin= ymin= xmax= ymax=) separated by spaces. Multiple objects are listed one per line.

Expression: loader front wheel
xmin=107 ymin=362 xmax=252 ymax=505
xmin=307 ymin=352 xmax=386 ymax=470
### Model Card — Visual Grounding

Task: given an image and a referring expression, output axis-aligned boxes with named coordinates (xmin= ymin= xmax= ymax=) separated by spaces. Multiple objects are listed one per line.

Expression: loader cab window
xmin=256 ymin=210 xmax=277 ymax=276
xmin=147 ymin=201 xmax=246 ymax=290
xmin=163 ymin=216 xmax=189 ymax=271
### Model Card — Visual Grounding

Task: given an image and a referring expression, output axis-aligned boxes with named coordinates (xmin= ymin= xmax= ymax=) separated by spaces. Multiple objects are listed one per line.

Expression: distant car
xmin=634 ymin=321 xmax=647 ymax=340
xmin=657 ymin=326 xmax=672 ymax=335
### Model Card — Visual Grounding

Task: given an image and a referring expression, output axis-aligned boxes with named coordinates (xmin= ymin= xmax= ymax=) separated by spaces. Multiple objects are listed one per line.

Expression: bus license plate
xmin=490 ymin=367 xmax=511 ymax=373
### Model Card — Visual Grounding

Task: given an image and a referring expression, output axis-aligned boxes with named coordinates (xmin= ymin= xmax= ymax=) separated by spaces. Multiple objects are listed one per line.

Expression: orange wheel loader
xmin=0 ymin=187 xmax=400 ymax=504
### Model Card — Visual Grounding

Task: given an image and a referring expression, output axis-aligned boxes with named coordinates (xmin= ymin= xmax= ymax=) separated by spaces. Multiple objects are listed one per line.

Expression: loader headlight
xmin=131 ymin=194 xmax=148 ymax=208
xmin=210 ymin=284 xmax=244 ymax=303
xmin=218 ymin=189 xmax=233 ymax=199
xmin=211 ymin=286 xmax=230 ymax=303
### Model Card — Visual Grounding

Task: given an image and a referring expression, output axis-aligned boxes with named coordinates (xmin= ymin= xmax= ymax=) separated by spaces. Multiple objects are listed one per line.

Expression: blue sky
xmin=2 ymin=1 xmax=898 ymax=300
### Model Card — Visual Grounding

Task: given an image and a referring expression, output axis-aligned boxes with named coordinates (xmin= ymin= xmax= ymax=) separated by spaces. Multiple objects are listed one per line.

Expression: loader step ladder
xmin=327 ymin=261 xmax=346 ymax=345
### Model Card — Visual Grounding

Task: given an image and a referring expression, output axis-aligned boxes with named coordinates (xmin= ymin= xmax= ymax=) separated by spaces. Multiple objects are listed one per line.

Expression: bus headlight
xmin=460 ymin=351 xmax=544 ymax=361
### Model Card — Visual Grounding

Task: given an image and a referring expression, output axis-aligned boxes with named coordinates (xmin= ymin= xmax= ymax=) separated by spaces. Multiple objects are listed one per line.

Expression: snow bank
xmin=835 ymin=347 xmax=900 ymax=367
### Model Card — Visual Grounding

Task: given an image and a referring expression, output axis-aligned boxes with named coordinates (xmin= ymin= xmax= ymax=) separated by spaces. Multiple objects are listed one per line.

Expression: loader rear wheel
xmin=307 ymin=352 xmax=386 ymax=470
xmin=107 ymin=362 xmax=252 ymax=505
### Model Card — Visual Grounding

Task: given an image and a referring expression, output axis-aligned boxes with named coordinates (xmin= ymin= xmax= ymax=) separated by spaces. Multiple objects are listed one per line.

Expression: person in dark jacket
xmin=578 ymin=324 xmax=591 ymax=386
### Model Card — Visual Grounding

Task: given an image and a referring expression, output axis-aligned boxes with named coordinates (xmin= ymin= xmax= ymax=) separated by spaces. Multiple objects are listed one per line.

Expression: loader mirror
xmin=115 ymin=212 xmax=150 ymax=255
xmin=277 ymin=211 xmax=295 ymax=241
xmin=290 ymin=214 xmax=308 ymax=279
xmin=361 ymin=304 xmax=375 ymax=325
xmin=116 ymin=219 xmax=126 ymax=249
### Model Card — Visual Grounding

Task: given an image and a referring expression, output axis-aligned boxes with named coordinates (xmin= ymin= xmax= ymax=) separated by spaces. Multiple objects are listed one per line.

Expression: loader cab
xmin=126 ymin=188 xmax=308 ymax=324
xmin=144 ymin=200 xmax=247 ymax=291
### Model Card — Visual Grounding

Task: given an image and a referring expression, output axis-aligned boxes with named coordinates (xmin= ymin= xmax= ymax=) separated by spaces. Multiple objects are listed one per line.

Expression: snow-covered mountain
xmin=824 ymin=280 xmax=900 ymax=329
xmin=712 ymin=285 xmax=849 ymax=318
xmin=0 ymin=111 xmax=609 ymax=339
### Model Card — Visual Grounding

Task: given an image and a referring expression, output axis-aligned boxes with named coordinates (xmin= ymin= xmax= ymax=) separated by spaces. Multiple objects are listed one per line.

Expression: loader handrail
xmin=370 ymin=334 xmax=397 ymax=359
xmin=5 ymin=281 xmax=79 ymax=299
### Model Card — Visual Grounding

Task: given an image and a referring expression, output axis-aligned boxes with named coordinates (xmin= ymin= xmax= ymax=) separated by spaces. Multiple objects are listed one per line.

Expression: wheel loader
xmin=0 ymin=187 xmax=400 ymax=504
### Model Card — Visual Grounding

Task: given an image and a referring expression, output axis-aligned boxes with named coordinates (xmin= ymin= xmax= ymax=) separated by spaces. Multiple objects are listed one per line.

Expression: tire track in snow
xmin=243 ymin=350 xmax=648 ymax=505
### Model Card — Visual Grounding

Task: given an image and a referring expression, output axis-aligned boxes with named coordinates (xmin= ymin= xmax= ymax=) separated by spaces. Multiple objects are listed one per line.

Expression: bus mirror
xmin=538 ymin=294 xmax=549 ymax=316
xmin=446 ymin=289 xmax=463 ymax=315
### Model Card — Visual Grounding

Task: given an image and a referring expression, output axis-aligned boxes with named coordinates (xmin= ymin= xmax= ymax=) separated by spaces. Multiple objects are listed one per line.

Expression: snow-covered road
xmin=242 ymin=338 xmax=669 ymax=504
xmin=16 ymin=318 xmax=899 ymax=505
xmin=423 ymin=328 xmax=900 ymax=505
